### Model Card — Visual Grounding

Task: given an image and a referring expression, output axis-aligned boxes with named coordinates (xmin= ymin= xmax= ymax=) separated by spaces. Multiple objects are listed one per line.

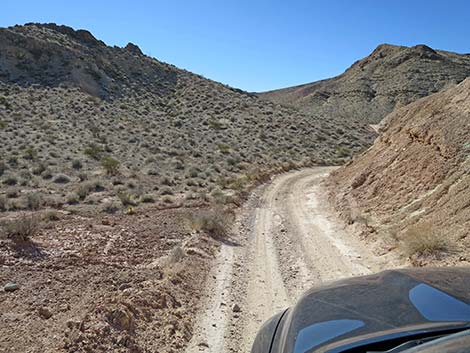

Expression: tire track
xmin=187 ymin=167 xmax=386 ymax=353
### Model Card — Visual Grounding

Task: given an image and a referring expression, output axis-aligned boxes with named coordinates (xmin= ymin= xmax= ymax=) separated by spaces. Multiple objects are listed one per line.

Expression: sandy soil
xmin=186 ymin=167 xmax=398 ymax=353
xmin=0 ymin=207 xmax=218 ymax=353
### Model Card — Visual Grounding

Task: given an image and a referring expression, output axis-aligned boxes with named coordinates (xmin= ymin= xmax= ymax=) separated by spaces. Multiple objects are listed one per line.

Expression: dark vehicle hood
xmin=272 ymin=267 xmax=470 ymax=353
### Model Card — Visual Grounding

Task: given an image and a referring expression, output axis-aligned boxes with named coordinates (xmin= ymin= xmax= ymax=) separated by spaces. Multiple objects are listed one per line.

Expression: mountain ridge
xmin=0 ymin=23 xmax=372 ymax=212
xmin=259 ymin=43 xmax=470 ymax=125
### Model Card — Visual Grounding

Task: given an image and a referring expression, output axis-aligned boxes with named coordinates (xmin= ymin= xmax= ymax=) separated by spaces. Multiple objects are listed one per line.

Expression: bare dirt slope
xmin=186 ymin=168 xmax=395 ymax=353
xmin=260 ymin=44 xmax=470 ymax=125
xmin=0 ymin=207 xmax=220 ymax=353
xmin=327 ymin=78 xmax=470 ymax=266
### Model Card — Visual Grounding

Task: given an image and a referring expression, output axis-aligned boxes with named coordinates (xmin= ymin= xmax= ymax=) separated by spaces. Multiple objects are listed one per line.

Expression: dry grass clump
xmin=401 ymin=222 xmax=449 ymax=258
xmin=1 ymin=213 xmax=41 ymax=242
xmin=189 ymin=208 xmax=230 ymax=240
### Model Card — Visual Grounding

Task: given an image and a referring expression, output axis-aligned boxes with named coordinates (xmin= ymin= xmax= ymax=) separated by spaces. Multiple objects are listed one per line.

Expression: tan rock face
xmin=327 ymin=78 xmax=470 ymax=265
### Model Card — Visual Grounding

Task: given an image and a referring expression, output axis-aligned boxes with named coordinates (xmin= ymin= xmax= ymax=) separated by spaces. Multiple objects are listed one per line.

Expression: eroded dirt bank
xmin=187 ymin=167 xmax=397 ymax=353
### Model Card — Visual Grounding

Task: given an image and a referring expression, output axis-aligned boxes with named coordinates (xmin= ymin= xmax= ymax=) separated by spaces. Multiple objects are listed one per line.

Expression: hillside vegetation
xmin=327 ymin=78 xmax=470 ymax=265
xmin=0 ymin=23 xmax=371 ymax=213
xmin=260 ymin=44 xmax=470 ymax=125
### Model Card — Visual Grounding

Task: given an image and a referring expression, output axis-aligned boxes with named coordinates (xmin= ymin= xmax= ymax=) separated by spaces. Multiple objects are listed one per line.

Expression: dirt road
xmin=186 ymin=167 xmax=388 ymax=353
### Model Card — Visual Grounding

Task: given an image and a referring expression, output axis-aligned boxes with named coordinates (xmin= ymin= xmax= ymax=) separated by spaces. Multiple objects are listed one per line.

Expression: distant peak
xmin=125 ymin=42 xmax=143 ymax=55
xmin=410 ymin=44 xmax=437 ymax=54
xmin=370 ymin=43 xmax=403 ymax=58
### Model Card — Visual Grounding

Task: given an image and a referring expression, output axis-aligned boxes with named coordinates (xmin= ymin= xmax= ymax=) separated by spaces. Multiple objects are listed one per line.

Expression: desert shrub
xmin=336 ymin=146 xmax=351 ymax=158
xmin=77 ymin=180 xmax=105 ymax=200
xmin=78 ymin=172 xmax=88 ymax=181
xmin=32 ymin=164 xmax=46 ymax=176
xmin=217 ymin=143 xmax=231 ymax=154
xmin=66 ymin=192 xmax=80 ymax=205
xmin=401 ymin=223 xmax=448 ymax=257
xmin=101 ymin=156 xmax=120 ymax=175
xmin=8 ymin=157 xmax=18 ymax=166
xmin=141 ymin=194 xmax=156 ymax=203
xmin=43 ymin=195 xmax=64 ymax=209
xmin=26 ymin=192 xmax=42 ymax=210
xmin=0 ymin=195 xmax=7 ymax=211
xmin=23 ymin=146 xmax=38 ymax=160
xmin=84 ymin=143 xmax=103 ymax=160
xmin=42 ymin=210 xmax=60 ymax=221
xmin=101 ymin=201 xmax=120 ymax=214
xmin=211 ymin=188 xmax=228 ymax=203
xmin=72 ymin=159 xmax=83 ymax=170
xmin=161 ymin=177 xmax=174 ymax=186
xmin=0 ymin=162 xmax=6 ymax=176
xmin=3 ymin=176 xmax=17 ymax=186
xmin=117 ymin=192 xmax=138 ymax=206
xmin=160 ymin=186 xmax=174 ymax=195
xmin=41 ymin=169 xmax=53 ymax=180
xmin=208 ymin=119 xmax=223 ymax=130
xmin=1 ymin=214 xmax=40 ymax=242
xmin=53 ymin=174 xmax=71 ymax=184
xmin=162 ymin=196 xmax=173 ymax=204
xmin=6 ymin=189 xmax=19 ymax=198
xmin=188 ymin=167 xmax=199 ymax=178
xmin=189 ymin=208 xmax=230 ymax=239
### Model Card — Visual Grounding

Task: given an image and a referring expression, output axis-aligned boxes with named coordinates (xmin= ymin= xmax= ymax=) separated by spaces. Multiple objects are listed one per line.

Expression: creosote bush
xmin=101 ymin=156 xmax=120 ymax=175
xmin=84 ymin=143 xmax=103 ymax=160
xmin=117 ymin=192 xmax=138 ymax=206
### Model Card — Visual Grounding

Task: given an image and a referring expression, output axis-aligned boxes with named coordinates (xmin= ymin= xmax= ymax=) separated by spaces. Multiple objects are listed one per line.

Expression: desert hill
xmin=260 ymin=44 xmax=470 ymax=126
xmin=326 ymin=78 xmax=470 ymax=265
xmin=0 ymin=23 xmax=372 ymax=212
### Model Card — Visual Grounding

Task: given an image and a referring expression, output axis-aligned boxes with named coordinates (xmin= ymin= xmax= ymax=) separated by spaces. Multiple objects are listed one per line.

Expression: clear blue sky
xmin=2 ymin=0 xmax=470 ymax=91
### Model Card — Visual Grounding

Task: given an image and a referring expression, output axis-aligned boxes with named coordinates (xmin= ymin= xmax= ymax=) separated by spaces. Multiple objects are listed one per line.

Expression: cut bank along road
xmin=186 ymin=167 xmax=387 ymax=353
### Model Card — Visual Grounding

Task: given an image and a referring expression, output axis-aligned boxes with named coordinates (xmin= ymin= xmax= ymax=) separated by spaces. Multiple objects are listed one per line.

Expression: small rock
xmin=118 ymin=283 xmax=131 ymax=291
xmin=4 ymin=282 xmax=19 ymax=292
xmin=59 ymin=303 xmax=70 ymax=312
xmin=38 ymin=307 xmax=53 ymax=319
xmin=232 ymin=304 xmax=241 ymax=313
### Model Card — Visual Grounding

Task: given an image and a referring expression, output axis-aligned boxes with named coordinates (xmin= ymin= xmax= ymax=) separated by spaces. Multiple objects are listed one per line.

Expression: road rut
xmin=186 ymin=167 xmax=387 ymax=353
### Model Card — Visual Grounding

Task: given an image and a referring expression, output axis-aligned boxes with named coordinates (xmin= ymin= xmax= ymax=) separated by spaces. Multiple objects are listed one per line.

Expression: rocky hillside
xmin=326 ymin=78 xmax=470 ymax=265
xmin=260 ymin=44 xmax=470 ymax=125
xmin=0 ymin=23 xmax=372 ymax=213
